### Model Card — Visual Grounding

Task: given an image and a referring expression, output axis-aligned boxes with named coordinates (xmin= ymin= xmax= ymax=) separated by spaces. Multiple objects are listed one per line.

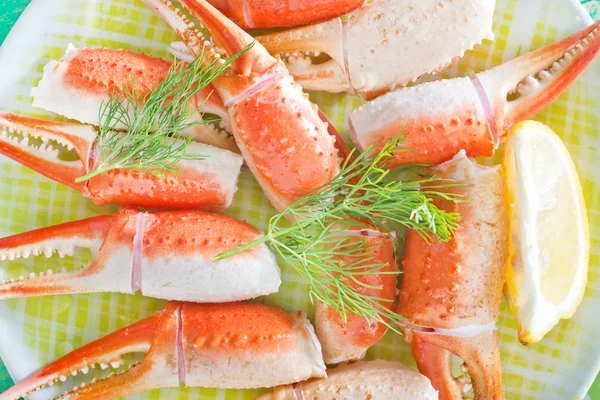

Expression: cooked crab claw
xmin=204 ymin=0 xmax=364 ymax=30
xmin=0 ymin=209 xmax=281 ymax=302
xmin=315 ymin=229 xmax=398 ymax=364
xmin=31 ymin=45 xmax=237 ymax=152
xmin=397 ymin=152 xmax=509 ymax=399
xmin=0 ymin=302 xmax=326 ymax=400
xmin=0 ymin=112 xmax=243 ymax=209
xmin=256 ymin=360 xmax=438 ymax=400
xmin=257 ymin=0 xmax=495 ymax=99
xmin=350 ymin=20 xmax=600 ymax=168
xmin=142 ymin=0 xmax=341 ymax=215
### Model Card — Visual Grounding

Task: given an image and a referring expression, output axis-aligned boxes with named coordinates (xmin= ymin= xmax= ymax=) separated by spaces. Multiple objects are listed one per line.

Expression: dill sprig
xmin=76 ymin=44 xmax=251 ymax=182
xmin=215 ymin=138 xmax=462 ymax=333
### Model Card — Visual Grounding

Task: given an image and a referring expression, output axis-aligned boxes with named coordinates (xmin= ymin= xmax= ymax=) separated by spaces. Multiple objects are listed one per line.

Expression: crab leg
xmin=0 ymin=209 xmax=281 ymax=302
xmin=397 ymin=151 xmax=508 ymax=399
xmin=142 ymin=0 xmax=341 ymax=214
xmin=256 ymin=360 xmax=438 ymax=400
xmin=204 ymin=0 xmax=364 ymax=29
xmin=31 ymin=45 xmax=237 ymax=152
xmin=0 ymin=112 xmax=243 ymax=209
xmin=0 ymin=302 xmax=326 ymax=400
xmin=257 ymin=0 xmax=495 ymax=99
xmin=315 ymin=230 xmax=398 ymax=364
xmin=349 ymin=21 xmax=600 ymax=168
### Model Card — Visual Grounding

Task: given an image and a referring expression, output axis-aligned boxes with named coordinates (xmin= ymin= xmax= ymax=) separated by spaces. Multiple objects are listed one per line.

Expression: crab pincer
xmin=0 ymin=112 xmax=243 ymax=209
xmin=350 ymin=21 xmax=600 ymax=167
xmin=397 ymin=151 xmax=509 ymax=399
xmin=0 ymin=302 xmax=326 ymax=400
xmin=0 ymin=209 xmax=280 ymax=302
xmin=142 ymin=0 xmax=341 ymax=214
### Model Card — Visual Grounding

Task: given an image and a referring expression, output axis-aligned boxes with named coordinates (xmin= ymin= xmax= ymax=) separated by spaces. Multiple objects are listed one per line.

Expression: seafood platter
xmin=0 ymin=0 xmax=598 ymax=399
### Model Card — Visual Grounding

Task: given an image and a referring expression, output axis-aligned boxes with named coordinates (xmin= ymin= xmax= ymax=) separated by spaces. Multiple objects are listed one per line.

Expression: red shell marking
xmin=64 ymin=48 xmax=172 ymax=96
xmin=141 ymin=210 xmax=262 ymax=258
xmin=205 ymin=0 xmax=363 ymax=30
xmin=246 ymin=0 xmax=363 ymax=29
xmin=373 ymin=112 xmax=495 ymax=168
xmin=398 ymin=162 xmax=508 ymax=330
xmin=231 ymin=79 xmax=339 ymax=207
xmin=181 ymin=302 xmax=296 ymax=353
xmin=85 ymin=166 xmax=226 ymax=208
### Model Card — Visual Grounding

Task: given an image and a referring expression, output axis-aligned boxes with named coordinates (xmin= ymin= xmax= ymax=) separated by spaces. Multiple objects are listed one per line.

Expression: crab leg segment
xmin=258 ymin=0 xmax=495 ymax=99
xmin=0 ymin=302 xmax=326 ymax=400
xmin=315 ymin=230 xmax=398 ymax=364
xmin=0 ymin=112 xmax=243 ymax=209
xmin=31 ymin=46 xmax=236 ymax=152
xmin=349 ymin=21 xmax=600 ymax=168
xmin=0 ymin=112 xmax=95 ymax=192
xmin=397 ymin=151 xmax=508 ymax=399
xmin=0 ymin=209 xmax=281 ymax=302
xmin=84 ymin=139 xmax=244 ymax=209
xmin=205 ymin=0 xmax=364 ymax=30
xmin=257 ymin=360 xmax=438 ymax=400
xmin=181 ymin=302 xmax=326 ymax=388
xmin=143 ymin=0 xmax=340 ymax=214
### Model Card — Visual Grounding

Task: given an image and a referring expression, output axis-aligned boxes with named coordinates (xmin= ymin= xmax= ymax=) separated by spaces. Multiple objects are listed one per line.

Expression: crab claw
xmin=142 ymin=0 xmax=275 ymax=77
xmin=349 ymin=21 xmax=600 ymax=168
xmin=0 ymin=112 xmax=244 ymax=209
xmin=0 ymin=212 xmax=136 ymax=299
xmin=257 ymin=0 xmax=495 ymax=99
xmin=397 ymin=152 xmax=509 ymax=399
xmin=205 ymin=0 xmax=364 ymax=30
xmin=0 ymin=209 xmax=281 ymax=302
xmin=143 ymin=0 xmax=341 ymax=215
xmin=0 ymin=303 xmax=177 ymax=400
xmin=0 ymin=112 xmax=95 ymax=192
xmin=31 ymin=45 xmax=237 ymax=152
xmin=477 ymin=20 xmax=600 ymax=132
xmin=183 ymin=0 xmax=277 ymax=77
xmin=412 ymin=330 xmax=502 ymax=400
xmin=0 ymin=302 xmax=326 ymax=400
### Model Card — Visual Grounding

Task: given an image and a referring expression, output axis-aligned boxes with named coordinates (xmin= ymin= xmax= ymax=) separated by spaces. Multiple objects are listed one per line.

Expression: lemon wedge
xmin=503 ymin=120 xmax=589 ymax=344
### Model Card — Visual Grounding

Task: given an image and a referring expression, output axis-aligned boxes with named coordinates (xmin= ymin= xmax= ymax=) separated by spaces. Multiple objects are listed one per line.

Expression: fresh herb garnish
xmin=76 ymin=45 xmax=251 ymax=182
xmin=215 ymin=138 xmax=462 ymax=332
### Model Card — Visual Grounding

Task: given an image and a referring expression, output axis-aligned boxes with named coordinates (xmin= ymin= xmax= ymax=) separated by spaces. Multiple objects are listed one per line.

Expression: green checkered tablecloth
xmin=0 ymin=0 xmax=599 ymax=398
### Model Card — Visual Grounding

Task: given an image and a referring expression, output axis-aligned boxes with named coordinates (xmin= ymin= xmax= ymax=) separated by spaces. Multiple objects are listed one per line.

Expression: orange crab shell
xmin=397 ymin=151 xmax=508 ymax=400
xmin=31 ymin=46 xmax=238 ymax=152
xmin=0 ymin=302 xmax=326 ymax=400
xmin=0 ymin=209 xmax=281 ymax=303
xmin=205 ymin=0 xmax=364 ymax=29
xmin=143 ymin=0 xmax=342 ymax=216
